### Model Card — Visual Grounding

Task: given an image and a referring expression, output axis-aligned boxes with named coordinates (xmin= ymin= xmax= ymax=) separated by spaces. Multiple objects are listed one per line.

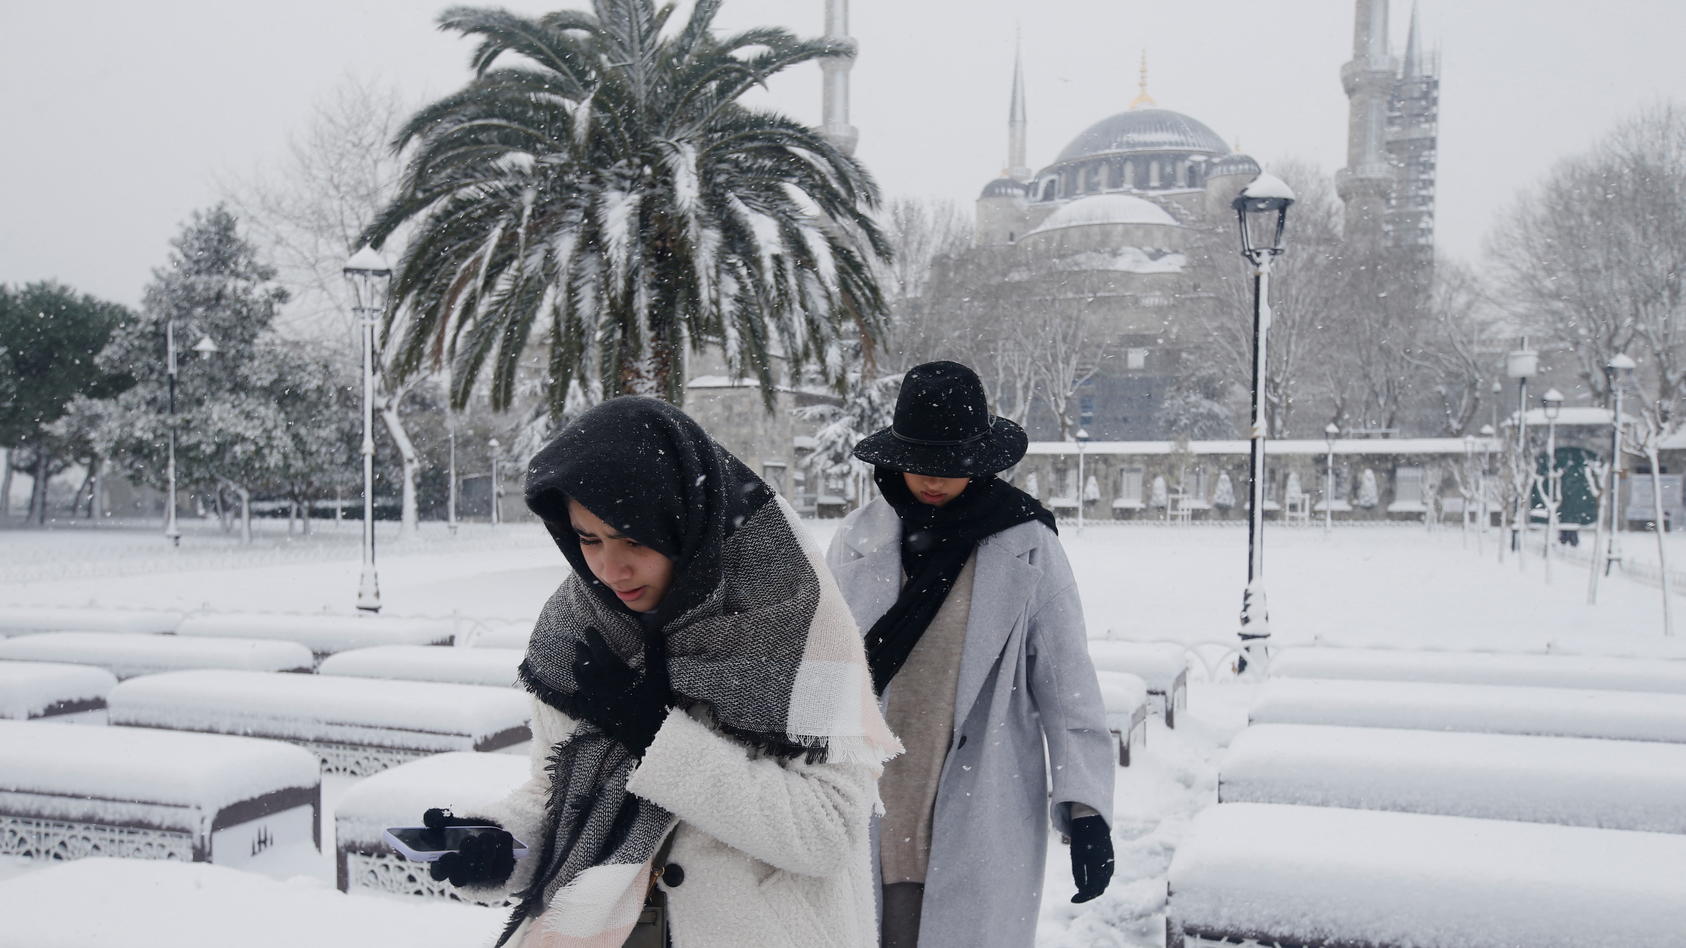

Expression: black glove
xmin=1068 ymin=814 xmax=1114 ymax=903
xmin=422 ymin=809 xmax=516 ymax=888
xmin=570 ymin=627 xmax=671 ymax=757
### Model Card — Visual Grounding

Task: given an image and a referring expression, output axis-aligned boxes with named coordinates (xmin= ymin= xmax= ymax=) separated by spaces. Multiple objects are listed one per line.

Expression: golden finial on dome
xmin=1129 ymin=50 xmax=1155 ymax=110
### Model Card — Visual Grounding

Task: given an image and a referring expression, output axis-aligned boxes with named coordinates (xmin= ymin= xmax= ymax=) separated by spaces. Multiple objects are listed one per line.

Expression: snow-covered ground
xmin=0 ymin=517 xmax=1675 ymax=946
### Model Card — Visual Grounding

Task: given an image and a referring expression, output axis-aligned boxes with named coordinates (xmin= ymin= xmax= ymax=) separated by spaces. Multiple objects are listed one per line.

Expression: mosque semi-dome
xmin=1027 ymin=193 xmax=1179 ymax=234
xmin=1055 ymin=108 xmax=1232 ymax=163
xmin=979 ymin=177 xmax=1029 ymax=200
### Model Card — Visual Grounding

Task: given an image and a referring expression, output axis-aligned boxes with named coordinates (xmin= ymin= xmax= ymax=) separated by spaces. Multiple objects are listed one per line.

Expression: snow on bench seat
xmin=317 ymin=645 xmax=521 ymax=688
xmin=333 ymin=751 xmax=529 ymax=897
xmin=1251 ymin=677 xmax=1686 ymax=744
xmin=1088 ymin=640 xmax=1189 ymax=727
xmin=1219 ymin=723 xmax=1686 ymax=834
xmin=459 ymin=619 xmax=533 ymax=650
xmin=0 ymin=631 xmax=313 ymax=680
xmin=0 ymin=606 xmax=181 ymax=637
xmin=1095 ymin=670 xmax=1149 ymax=766
xmin=0 ymin=858 xmax=504 ymax=948
xmin=0 ymin=720 xmax=320 ymax=866
xmin=1272 ymin=645 xmax=1686 ymax=695
xmin=107 ymin=670 xmax=531 ymax=776
xmin=0 ymin=661 xmax=116 ymax=721
xmin=1167 ymin=802 xmax=1686 ymax=948
xmin=175 ymin=612 xmax=457 ymax=663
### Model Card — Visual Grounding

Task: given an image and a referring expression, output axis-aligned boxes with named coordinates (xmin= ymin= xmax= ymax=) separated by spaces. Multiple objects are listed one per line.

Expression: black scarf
xmin=863 ymin=467 xmax=1056 ymax=693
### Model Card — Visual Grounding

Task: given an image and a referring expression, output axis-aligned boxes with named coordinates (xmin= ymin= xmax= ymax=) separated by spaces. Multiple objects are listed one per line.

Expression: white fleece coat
xmin=466 ymin=688 xmax=884 ymax=948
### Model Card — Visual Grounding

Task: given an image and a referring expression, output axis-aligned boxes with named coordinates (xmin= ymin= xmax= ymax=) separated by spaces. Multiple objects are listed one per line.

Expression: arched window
xmin=1041 ymin=179 xmax=1057 ymax=202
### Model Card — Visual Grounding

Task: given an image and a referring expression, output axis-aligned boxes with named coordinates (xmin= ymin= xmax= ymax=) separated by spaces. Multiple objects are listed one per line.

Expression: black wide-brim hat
xmin=852 ymin=360 xmax=1028 ymax=478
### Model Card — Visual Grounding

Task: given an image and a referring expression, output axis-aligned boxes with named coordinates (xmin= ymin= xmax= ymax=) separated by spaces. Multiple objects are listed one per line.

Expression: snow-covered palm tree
xmin=363 ymin=0 xmax=892 ymax=415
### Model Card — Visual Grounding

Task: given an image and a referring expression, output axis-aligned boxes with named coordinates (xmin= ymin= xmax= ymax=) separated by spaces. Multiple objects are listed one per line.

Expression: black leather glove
xmin=422 ymin=808 xmax=516 ymax=888
xmin=570 ymin=627 xmax=671 ymax=757
xmin=1069 ymin=814 xmax=1115 ymax=903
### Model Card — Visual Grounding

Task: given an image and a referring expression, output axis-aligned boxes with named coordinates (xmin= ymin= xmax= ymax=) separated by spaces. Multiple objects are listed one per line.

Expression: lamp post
xmin=1323 ymin=423 xmax=1338 ymax=535
xmin=1232 ymin=172 xmax=1295 ymax=673
xmin=447 ymin=415 xmax=459 ymax=536
xmin=1462 ymin=433 xmax=1477 ymax=543
xmin=1591 ymin=354 xmax=1636 ymax=603
xmin=344 ymin=246 xmax=391 ymax=613
xmin=1541 ymin=388 xmax=1564 ymax=582
xmin=1479 ymin=423 xmax=1495 ymax=556
xmin=1505 ymin=340 xmax=1538 ymax=565
xmin=162 ymin=321 xmax=219 ymax=546
xmin=1075 ymin=428 xmax=1090 ymax=535
xmin=488 ymin=437 xmax=501 ymax=527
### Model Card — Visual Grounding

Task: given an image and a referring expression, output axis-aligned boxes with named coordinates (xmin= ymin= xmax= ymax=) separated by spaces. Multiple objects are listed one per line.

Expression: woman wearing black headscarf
xmin=826 ymin=361 xmax=1116 ymax=948
xmin=421 ymin=397 xmax=899 ymax=948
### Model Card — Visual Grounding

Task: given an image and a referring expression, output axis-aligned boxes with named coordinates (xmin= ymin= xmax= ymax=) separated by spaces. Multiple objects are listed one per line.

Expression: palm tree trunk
xmin=379 ymin=401 xmax=420 ymax=534
xmin=30 ymin=442 xmax=49 ymax=525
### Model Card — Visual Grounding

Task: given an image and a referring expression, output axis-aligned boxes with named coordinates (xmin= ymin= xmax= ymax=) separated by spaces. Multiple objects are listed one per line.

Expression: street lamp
xmin=1479 ymin=424 xmax=1495 ymax=551
xmin=1541 ymin=388 xmax=1564 ymax=582
xmin=344 ymin=245 xmax=391 ymax=613
xmin=1463 ymin=432 xmax=1477 ymax=541
xmin=163 ymin=320 xmax=218 ymax=547
xmin=1075 ymin=428 xmax=1091 ymax=535
xmin=1232 ymin=172 xmax=1295 ymax=673
xmin=447 ymin=414 xmax=459 ymax=536
xmin=1505 ymin=340 xmax=1538 ymax=563
xmin=1323 ymin=423 xmax=1338 ymax=535
xmin=488 ymin=437 xmax=501 ymax=527
xmin=1591 ymin=354 xmax=1637 ymax=603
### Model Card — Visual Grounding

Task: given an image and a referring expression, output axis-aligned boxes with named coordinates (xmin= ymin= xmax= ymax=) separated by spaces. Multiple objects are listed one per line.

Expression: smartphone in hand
xmin=384 ymin=826 xmax=530 ymax=862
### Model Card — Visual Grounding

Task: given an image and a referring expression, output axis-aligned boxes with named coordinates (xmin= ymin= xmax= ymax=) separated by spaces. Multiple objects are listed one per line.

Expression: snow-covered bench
xmin=333 ymin=751 xmax=529 ymax=897
xmin=318 ymin=645 xmax=521 ymax=688
xmin=0 ymin=720 xmax=320 ymax=866
xmin=457 ymin=619 xmax=533 ymax=650
xmin=1219 ymin=723 xmax=1686 ymax=834
xmin=1271 ymin=645 xmax=1686 ymax=695
xmin=1095 ymin=670 xmax=1149 ymax=766
xmin=175 ymin=612 xmax=457 ymax=664
xmin=1167 ymin=802 xmax=1686 ymax=948
xmin=0 ymin=858 xmax=506 ymax=947
xmin=106 ymin=670 xmax=531 ymax=776
xmin=1250 ymin=677 xmax=1686 ymax=744
xmin=0 ymin=606 xmax=181 ymax=637
xmin=1088 ymin=640 xmax=1188 ymax=727
xmin=0 ymin=631 xmax=313 ymax=680
xmin=0 ymin=660 xmax=117 ymax=721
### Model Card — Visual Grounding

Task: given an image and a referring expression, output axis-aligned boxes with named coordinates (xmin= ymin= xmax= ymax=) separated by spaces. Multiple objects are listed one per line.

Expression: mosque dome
xmin=1206 ymin=152 xmax=1261 ymax=178
xmin=979 ymin=177 xmax=1029 ymax=200
xmin=1028 ymin=194 xmax=1179 ymax=235
xmin=1055 ymin=108 xmax=1231 ymax=163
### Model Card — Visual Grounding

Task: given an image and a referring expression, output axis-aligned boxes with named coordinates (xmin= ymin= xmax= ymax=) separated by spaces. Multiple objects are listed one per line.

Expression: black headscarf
xmin=524 ymin=396 xmax=773 ymax=630
xmin=863 ymin=466 xmax=1056 ymax=693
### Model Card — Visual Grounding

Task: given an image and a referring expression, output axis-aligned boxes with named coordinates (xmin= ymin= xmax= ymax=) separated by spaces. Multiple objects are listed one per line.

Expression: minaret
xmin=1336 ymin=0 xmax=1395 ymax=243
xmin=820 ymin=0 xmax=859 ymax=155
xmin=1386 ymin=0 xmax=1440 ymax=274
xmin=1006 ymin=33 xmax=1030 ymax=181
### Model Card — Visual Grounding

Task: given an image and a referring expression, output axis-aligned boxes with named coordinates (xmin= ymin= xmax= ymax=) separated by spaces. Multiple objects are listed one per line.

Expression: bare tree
xmin=878 ymin=197 xmax=974 ymax=304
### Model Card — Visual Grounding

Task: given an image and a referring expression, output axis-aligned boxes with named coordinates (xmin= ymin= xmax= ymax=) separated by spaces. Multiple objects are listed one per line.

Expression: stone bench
xmin=175 ymin=612 xmax=457 ymax=664
xmin=0 ymin=720 xmax=320 ymax=866
xmin=1167 ymin=802 xmax=1686 ymax=948
xmin=0 ymin=660 xmax=117 ymax=721
xmin=0 ymin=858 xmax=505 ymax=947
xmin=107 ymin=670 xmax=531 ymax=776
xmin=1087 ymin=640 xmax=1189 ymax=727
xmin=1095 ymin=670 xmax=1149 ymax=766
xmin=318 ymin=645 xmax=521 ymax=688
xmin=0 ymin=631 xmax=313 ymax=680
xmin=333 ymin=751 xmax=530 ymax=898
xmin=1271 ymin=645 xmax=1686 ymax=695
xmin=1251 ymin=677 xmax=1686 ymax=744
xmin=0 ymin=606 xmax=181 ymax=637
xmin=1219 ymin=723 xmax=1686 ymax=834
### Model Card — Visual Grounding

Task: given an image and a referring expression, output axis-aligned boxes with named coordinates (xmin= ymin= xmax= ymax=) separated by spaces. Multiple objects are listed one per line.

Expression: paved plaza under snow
xmin=1 ymin=518 xmax=1682 ymax=946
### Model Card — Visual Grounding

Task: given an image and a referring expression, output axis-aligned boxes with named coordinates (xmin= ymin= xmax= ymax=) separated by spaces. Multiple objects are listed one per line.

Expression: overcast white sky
xmin=4 ymin=0 xmax=1684 ymax=309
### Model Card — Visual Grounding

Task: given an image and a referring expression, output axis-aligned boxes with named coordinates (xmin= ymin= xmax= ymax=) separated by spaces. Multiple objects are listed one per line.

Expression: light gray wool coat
xmin=826 ymin=498 xmax=1116 ymax=948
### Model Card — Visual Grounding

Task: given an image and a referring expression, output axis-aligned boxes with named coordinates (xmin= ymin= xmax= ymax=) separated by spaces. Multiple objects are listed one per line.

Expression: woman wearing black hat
xmin=419 ymin=396 xmax=900 ymax=948
xmin=825 ymin=361 xmax=1116 ymax=948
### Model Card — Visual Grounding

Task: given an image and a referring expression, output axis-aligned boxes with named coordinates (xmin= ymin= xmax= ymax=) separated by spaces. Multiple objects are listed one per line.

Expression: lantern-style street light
xmin=1541 ymin=388 xmax=1564 ymax=582
xmin=1505 ymin=340 xmax=1539 ymax=563
xmin=1075 ymin=428 xmax=1091 ymax=535
xmin=163 ymin=320 xmax=218 ymax=546
xmin=1232 ymin=172 xmax=1295 ymax=673
xmin=1323 ymin=423 xmax=1339 ymax=535
xmin=489 ymin=437 xmax=502 ymax=527
xmin=1479 ymin=423 xmax=1496 ymax=552
xmin=1591 ymin=354 xmax=1637 ymax=603
xmin=344 ymin=245 xmax=391 ymax=613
